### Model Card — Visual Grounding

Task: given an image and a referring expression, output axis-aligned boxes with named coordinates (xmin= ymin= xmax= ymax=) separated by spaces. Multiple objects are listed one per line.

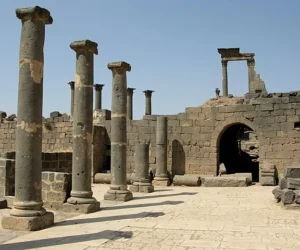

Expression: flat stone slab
xmin=62 ymin=202 xmax=100 ymax=214
xmin=2 ymin=212 xmax=54 ymax=231
xmin=202 ymin=177 xmax=249 ymax=187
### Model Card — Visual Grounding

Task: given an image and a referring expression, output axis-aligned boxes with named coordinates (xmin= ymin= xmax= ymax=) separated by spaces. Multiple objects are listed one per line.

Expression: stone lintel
xmin=68 ymin=81 xmax=75 ymax=88
xmin=70 ymin=40 xmax=98 ymax=55
xmin=107 ymin=61 xmax=131 ymax=72
xmin=218 ymin=48 xmax=255 ymax=61
xmin=222 ymin=55 xmax=255 ymax=62
xmin=16 ymin=6 xmax=53 ymax=24
xmin=2 ymin=212 xmax=54 ymax=231
xmin=127 ymin=87 xmax=136 ymax=95
xmin=94 ymin=84 xmax=105 ymax=90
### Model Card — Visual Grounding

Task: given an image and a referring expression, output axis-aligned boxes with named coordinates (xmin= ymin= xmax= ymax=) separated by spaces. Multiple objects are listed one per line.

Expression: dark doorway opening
xmin=219 ymin=123 xmax=259 ymax=182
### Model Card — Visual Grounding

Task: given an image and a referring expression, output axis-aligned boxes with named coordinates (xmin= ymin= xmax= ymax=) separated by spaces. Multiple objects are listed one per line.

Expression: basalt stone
xmin=202 ymin=177 xmax=248 ymax=187
xmin=50 ymin=111 xmax=62 ymax=118
xmin=281 ymin=189 xmax=295 ymax=205
xmin=0 ymin=199 xmax=7 ymax=209
xmin=279 ymin=176 xmax=287 ymax=189
xmin=287 ymin=178 xmax=300 ymax=190
xmin=272 ymin=187 xmax=282 ymax=202
xmin=284 ymin=166 xmax=300 ymax=178
xmin=294 ymin=190 xmax=300 ymax=204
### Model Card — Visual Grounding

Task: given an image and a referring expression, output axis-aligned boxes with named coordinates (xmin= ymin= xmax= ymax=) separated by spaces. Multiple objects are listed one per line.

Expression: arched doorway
xmin=218 ymin=123 xmax=260 ymax=182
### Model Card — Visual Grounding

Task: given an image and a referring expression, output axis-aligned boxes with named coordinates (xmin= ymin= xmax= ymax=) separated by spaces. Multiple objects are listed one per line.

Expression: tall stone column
xmin=143 ymin=90 xmax=154 ymax=115
xmin=221 ymin=61 xmax=228 ymax=97
xmin=127 ymin=87 xmax=135 ymax=120
xmin=104 ymin=61 xmax=133 ymax=202
xmin=129 ymin=144 xmax=154 ymax=193
xmin=68 ymin=81 xmax=75 ymax=115
xmin=2 ymin=6 xmax=54 ymax=231
xmin=247 ymin=59 xmax=255 ymax=93
xmin=63 ymin=40 xmax=100 ymax=213
xmin=94 ymin=83 xmax=104 ymax=110
xmin=153 ymin=116 xmax=170 ymax=186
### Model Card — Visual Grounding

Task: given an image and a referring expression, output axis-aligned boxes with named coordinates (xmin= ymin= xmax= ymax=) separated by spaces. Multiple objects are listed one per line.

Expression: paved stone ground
xmin=1 ymin=184 xmax=300 ymax=249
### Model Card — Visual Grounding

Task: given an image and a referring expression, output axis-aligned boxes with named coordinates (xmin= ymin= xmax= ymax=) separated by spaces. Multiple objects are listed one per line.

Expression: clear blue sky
xmin=1 ymin=1 xmax=300 ymax=119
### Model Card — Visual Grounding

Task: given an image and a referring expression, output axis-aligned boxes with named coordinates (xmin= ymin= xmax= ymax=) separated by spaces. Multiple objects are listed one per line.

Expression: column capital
xmin=68 ymin=81 xmax=75 ymax=89
xmin=70 ymin=40 xmax=98 ymax=55
xmin=221 ymin=60 xmax=228 ymax=67
xmin=94 ymin=84 xmax=104 ymax=91
xmin=143 ymin=90 xmax=154 ymax=97
xmin=108 ymin=61 xmax=131 ymax=72
xmin=247 ymin=59 xmax=255 ymax=67
xmin=127 ymin=87 xmax=136 ymax=95
xmin=16 ymin=6 xmax=53 ymax=24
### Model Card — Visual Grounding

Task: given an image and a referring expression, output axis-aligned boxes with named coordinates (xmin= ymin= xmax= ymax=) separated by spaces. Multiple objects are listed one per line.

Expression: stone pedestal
xmin=143 ymin=90 xmax=154 ymax=115
xmin=94 ymin=84 xmax=104 ymax=110
xmin=129 ymin=144 xmax=154 ymax=193
xmin=2 ymin=6 xmax=54 ymax=231
xmin=221 ymin=61 xmax=228 ymax=97
xmin=153 ymin=116 xmax=170 ymax=186
xmin=127 ymin=87 xmax=135 ymax=120
xmin=64 ymin=40 xmax=100 ymax=213
xmin=104 ymin=61 xmax=133 ymax=202
xmin=68 ymin=81 xmax=75 ymax=115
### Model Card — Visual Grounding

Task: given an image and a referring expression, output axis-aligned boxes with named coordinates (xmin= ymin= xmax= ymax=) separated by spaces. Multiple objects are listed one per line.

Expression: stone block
xmin=1 ymin=212 xmax=54 ymax=231
xmin=62 ymin=202 xmax=100 ymax=214
xmin=129 ymin=183 xmax=154 ymax=193
xmin=272 ymin=187 xmax=282 ymax=202
xmin=202 ymin=177 xmax=248 ymax=187
xmin=279 ymin=177 xmax=287 ymax=189
xmin=284 ymin=166 xmax=300 ymax=178
xmin=281 ymin=189 xmax=295 ymax=205
xmin=287 ymin=178 xmax=300 ymax=190
xmin=104 ymin=190 xmax=133 ymax=202
xmin=152 ymin=178 xmax=171 ymax=186
xmin=294 ymin=190 xmax=300 ymax=204
xmin=260 ymin=176 xmax=276 ymax=186
xmin=173 ymin=174 xmax=201 ymax=186
xmin=0 ymin=199 xmax=7 ymax=209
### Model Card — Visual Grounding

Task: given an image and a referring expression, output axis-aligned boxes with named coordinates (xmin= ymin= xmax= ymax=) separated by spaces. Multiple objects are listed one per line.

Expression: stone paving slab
xmin=1 ymin=184 xmax=300 ymax=249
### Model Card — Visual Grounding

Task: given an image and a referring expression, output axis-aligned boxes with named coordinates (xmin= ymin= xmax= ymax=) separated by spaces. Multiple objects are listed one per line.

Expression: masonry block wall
xmin=1 ymin=92 xmax=300 ymax=179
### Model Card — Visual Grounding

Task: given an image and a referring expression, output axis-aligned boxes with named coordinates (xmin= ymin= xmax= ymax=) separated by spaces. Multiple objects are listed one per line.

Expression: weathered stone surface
xmin=260 ymin=176 xmax=276 ymax=186
xmin=129 ymin=183 xmax=154 ymax=193
xmin=50 ymin=111 xmax=61 ymax=118
xmin=294 ymin=190 xmax=300 ymax=204
xmin=287 ymin=178 xmax=300 ymax=190
xmin=284 ymin=166 xmax=300 ymax=178
xmin=279 ymin=177 xmax=287 ymax=189
xmin=202 ymin=177 xmax=248 ymax=187
xmin=94 ymin=173 xmax=134 ymax=184
xmin=272 ymin=187 xmax=282 ymax=202
xmin=281 ymin=189 xmax=295 ymax=205
xmin=173 ymin=174 xmax=201 ymax=186
xmin=228 ymin=173 xmax=252 ymax=184
xmin=2 ymin=212 xmax=54 ymax=231
xmin=62 ymin=202 xmax=100 ymax=214
xmin=104 ymin=190 xmax=133 ymax=202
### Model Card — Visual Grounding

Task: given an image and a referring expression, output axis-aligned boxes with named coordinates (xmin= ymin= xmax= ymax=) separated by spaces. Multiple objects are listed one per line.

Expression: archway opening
xmin=219 ymin=123 xmax=259 ymax=182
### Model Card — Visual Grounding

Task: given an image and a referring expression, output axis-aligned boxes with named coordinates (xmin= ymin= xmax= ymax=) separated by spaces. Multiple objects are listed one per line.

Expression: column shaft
xmin=248 ymin=60 xmax=255 ymax=93
xmin=155 ymin=116 xmax=168 ymax=178
xmin=94 ymin=84 xmax=104 ymax=109
xmin=127 ymin=88 xmax=135 ymax=120
xmin=135 ymin=144 xmax=149 ymax=182
xmin=11 ymin=6 xmax=53 ymax=218
xmin=67 ymin=40 xmax=99 ymax=207
xmin=68 ymin=81 xmax=75 ymax=115
xmin=222 ymin=61 xmax=228 ymax=97
xmin=143 ymin=90 xmax=154 ymax=115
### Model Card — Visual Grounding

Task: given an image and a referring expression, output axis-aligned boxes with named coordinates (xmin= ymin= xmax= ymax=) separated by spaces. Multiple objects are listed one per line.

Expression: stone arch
xmin=210 ymin=117 xmax=263 ymax=176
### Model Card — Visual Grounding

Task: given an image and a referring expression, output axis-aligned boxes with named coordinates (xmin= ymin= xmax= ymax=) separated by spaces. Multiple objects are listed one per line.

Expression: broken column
xmin=67 ymin=81 xmax=75 ymax=115
xmin=2 ymin=6 xmax=54 ymax=231
xmin=94 ymin=83 xmax=104 ymax=110
xmin=63 ymin=40 xmax=100 ymax=213
xmin=127 ymin=87 xmax=135 ymax=120
xmin=221 ymin=61 xmax=228 ymax=97
xmin=129 ymin=144 xmax=154 ymax=193
xmin=153 ymin=116 xmax=170 ymax=186
xmin=247 ymin=59 xmax=255 ymax=93
xmin=143 ymin=90 xmax=154 ymax=115
xmin=104 ymin=61 xmax=133 ymax=202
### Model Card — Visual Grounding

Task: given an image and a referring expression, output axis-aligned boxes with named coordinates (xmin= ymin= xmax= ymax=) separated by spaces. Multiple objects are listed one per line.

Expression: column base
xmin=0 ymin=199 xmax=7 ymax=209
xmin=104 ymin=189 xmax=133 ymax=202
xmin=129 ymin=182 xmax=154 ymax=193
xmin=62 ymin=201 xmax=100 ymax=214
xmin=2 ymin=212 xmax=54 ymax=231
xmin=152 ymin=177 xmax=170 ymax=186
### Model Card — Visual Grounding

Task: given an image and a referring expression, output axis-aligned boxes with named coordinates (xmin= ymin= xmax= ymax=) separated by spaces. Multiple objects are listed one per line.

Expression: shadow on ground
xmin=132 ymin=192 xmax=197 ymax=200
xmin=0 ymin=230 xmax=133 ymax=250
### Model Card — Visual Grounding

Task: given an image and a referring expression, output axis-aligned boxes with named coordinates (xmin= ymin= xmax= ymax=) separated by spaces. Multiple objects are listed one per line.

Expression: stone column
xmin=221 ymin=61 xmax=228 ymax=97
xmin=68 ymin=81 xmax=75 ymax=115
xmin=129 ymin=144 xmax=154 ymax=193
xmin=127 ymin=87 xmax=135 ymax=120
xmin=153 ymin=116 xmax=170 ymax=186
xmin=63 ymin=40 xmax=100 ymax=213
xmin=143 ymin=90 xmax=154 ymax=115
xmin=2 ymin=6 xmax=54 ymax=231
xmin=94 ymin=84 xmax=104 ymax=110
xmin=247 ymin=59 xmax=255 ymax=93
xmin=104 ymin=61 xmax=133 ymax=202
